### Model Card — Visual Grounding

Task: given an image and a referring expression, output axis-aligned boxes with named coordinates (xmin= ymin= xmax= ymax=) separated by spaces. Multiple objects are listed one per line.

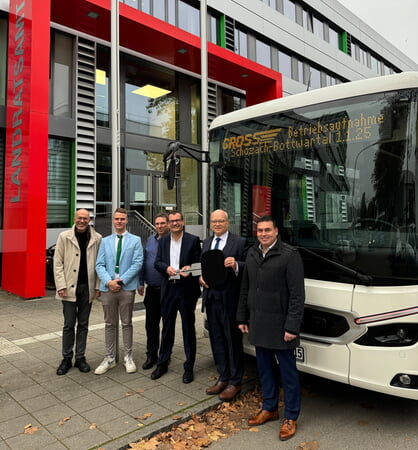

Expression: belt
xmin=168 ymin=279 xmax=183 ymax=284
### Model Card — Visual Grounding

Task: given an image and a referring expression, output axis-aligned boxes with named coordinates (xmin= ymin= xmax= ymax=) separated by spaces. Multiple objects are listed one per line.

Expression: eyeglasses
xmin=76 ymin=217 xmax=89 ymax=221
xmin=211 ymin=220 xmax=227 ymax=224
xmin=169 ymin=219 xmax=183 ymax=223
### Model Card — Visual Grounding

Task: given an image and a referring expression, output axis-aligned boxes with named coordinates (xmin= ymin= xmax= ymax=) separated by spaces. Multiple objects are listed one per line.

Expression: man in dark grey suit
xmin=200 ymin=209 xmax=247 ymax=401
xmin=151 ymin=211 xmax=201 ymax=383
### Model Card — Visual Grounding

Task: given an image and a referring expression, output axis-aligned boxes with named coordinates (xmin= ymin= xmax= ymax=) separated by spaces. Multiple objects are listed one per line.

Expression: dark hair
xmin=155 ymin=213 xmax=169 ymax=222
xmin=168 ymin=211 xmax=183 ymax=220
xmin=257 ymin=215 xmax=277 ymax=228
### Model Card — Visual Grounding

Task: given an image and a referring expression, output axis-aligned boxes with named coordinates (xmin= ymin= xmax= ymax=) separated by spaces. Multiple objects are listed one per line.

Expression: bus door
xmin=125 ymin=168 xmax=178 ymax=224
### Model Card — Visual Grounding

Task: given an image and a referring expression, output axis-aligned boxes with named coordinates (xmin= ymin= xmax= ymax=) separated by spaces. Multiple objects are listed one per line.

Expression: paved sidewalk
xmin=0 ymin=290 xmax=258 ymax=450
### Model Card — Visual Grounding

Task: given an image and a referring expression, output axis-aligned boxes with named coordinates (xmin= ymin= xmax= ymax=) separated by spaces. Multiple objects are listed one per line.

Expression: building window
xmin=178 ymin=0 xmax=200 ymax=36
xmin=256 ymin=39 xmax=271 ymax=68
xmin=124 ymin=0 xmax=139 ymax=8
xmin=51 ymin=32 xmax=73 ymax=117
xmin=371 ymin=55 xmax=380 ymax=74
xmin=141 ymin=0 xmax=151 ymax=14
xmin=96 ymin=46 xmax=110 ymax=127
xmin=303 ymin=8 xmax=313 ymax=32
xmin=48 ymin=138 xmax=72 ymax=227
xmin=278 ymin=50 xmax=292 ymax=79
xmin=309 ymin=66 xmax=321 ymax=90
xmin=153 ymin=0 xmax=165 ymax=21
xmin=221 ymin=88 xmax=245 ymax=115
xmin=96 ymin=144 xmax=112 ymax=215
xmin=234 ymin=28 xmax=248 ymax=58
xmin=329 ymin=27 xmax=339 ymax=49
xmin=313 ymin=15 xmax=324 ymax=39
xmin=0 ymin=17 xmax=7 ymax=106
xmin=283 ymin=0 xmax=296 ymax=22
xmin=209 ymin=13 xmax=220 ymax=45
xmin=262 ymin=0 xmax=277 ymax=8
xmin=124 ymin=56 xmax=177 ymax=139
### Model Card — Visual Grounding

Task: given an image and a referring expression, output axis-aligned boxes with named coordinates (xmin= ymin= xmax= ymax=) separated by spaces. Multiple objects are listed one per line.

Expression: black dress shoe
xmin=74 ymin=357 xmax=91 ymax=373
xmin=183 ymin=370 xmax=194 ymax=384
xmin=151 ymin=365 xmax=168 ymax=380
xmin=142 ymin=355 xmax=157 ymax=370
xmin=56 ymin=357 xmax=72 ymax=376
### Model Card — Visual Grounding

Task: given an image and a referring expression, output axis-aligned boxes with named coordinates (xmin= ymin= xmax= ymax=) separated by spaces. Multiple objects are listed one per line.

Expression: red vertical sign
xmin=2 ymin=0 xmax=50 ymax=298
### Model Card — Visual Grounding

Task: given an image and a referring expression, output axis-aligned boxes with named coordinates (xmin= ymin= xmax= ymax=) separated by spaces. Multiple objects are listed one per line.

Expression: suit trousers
xmin=158 ymin=283 xmax=197 ymax=371
xmin=100 ymin=290 xmax=135 ymax=360
xmin=143 ymin=285 xmax=162 ymax=357
xmin=255 ymin=346 xmax=301 ymax=421
xmin=62 ymin=284 xmax=91 ymax=359
xmin=206 ymin=296 xmax=244 ymax=385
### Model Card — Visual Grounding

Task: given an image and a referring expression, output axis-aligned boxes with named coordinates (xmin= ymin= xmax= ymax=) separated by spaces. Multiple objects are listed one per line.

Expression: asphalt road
xmin=210 ymin=356 xmax=418 ymax=450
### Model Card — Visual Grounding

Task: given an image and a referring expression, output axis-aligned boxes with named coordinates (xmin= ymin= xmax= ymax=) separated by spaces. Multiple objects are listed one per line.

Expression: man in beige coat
xmin=54 ymin=209 xmax=102 ymax=375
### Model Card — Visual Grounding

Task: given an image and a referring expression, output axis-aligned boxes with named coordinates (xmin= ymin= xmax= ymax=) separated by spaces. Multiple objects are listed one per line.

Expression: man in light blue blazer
xmin=95 ymin=208 xmax=143 ymax=375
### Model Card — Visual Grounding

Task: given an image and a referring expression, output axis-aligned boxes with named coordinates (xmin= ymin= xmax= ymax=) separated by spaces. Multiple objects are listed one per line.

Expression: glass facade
xmin=50 ymin=32 xmax=73 ymax=117
xmin=48 ymin=138 xmax=72 ymax=227
xmin=96 ymin=46 xmax=110 ymax=127
xmin=124 ymin=56 xmax=177 ymax=139
xmin=210 ymin=89 xmax=418 ymax=284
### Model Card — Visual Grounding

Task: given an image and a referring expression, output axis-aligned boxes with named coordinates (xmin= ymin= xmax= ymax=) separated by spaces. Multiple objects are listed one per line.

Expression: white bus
xmin=208 ymin=72 xmax=418 ymax=400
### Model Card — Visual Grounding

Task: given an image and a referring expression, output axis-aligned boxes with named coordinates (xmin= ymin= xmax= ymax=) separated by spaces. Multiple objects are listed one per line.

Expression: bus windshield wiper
xmin=297 ymin=246 xmax=373 ymax=286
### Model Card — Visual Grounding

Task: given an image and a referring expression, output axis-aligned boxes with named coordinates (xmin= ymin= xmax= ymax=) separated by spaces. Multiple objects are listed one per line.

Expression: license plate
xmin=294 ymin=346 xmax=305 ymax=362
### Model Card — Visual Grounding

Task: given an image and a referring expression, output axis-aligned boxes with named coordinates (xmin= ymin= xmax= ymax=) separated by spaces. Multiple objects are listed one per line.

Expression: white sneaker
xmin=124 ymin=355 xmax=137 ymax=373
xmin=94 ymin=357 xmax=116 ymax=375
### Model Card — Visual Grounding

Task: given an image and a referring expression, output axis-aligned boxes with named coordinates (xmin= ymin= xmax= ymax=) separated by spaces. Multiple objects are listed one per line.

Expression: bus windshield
xmin=209 ymin=89 xmax=418 ymax=286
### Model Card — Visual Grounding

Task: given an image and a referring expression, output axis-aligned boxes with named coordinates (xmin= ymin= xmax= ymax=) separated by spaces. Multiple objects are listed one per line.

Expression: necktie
xmin=115 ymin=235 xmax=123 ymax=274
xmin=214 ymin=237 xmax=221 ymax=250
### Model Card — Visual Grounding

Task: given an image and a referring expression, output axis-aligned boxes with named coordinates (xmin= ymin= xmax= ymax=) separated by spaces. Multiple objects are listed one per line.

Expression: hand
xmin=138 ymin=286 xmax=145 ymax=296
xmin=179 ymin=266 xmax=191 ymax=277
xmin=167 ymin=266 xmax=177 ymax=277
xmin=57 ymin=288 xmax=67 ymax=298
xmin=108 ymin=279 xmax=122 ymax=293
xmin=224 ymin=257 xmax=237 ymax=271
xmin=284 ymin=332 xmax=297 ymax=342
xmin=238 ymin=324 xmax=249 ymax=333
xmin=199 ymin=276 xmax=208 ymax=288
xmin=95 ymin=289 xmax=101 ymax=298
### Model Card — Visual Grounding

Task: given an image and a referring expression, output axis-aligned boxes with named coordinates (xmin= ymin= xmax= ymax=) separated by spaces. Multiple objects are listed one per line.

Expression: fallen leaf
xmin=176 ymin=401 xmax=187 ymax=406
xmin=89 ymin=423 xmax=97 ymax=429
xmin=137 ymin=413 xmax=152 ymax=420
xmin=297 ymin=440 xmax=320 ymax=450
xmin=24 ymin=425 xmax=39 ymax=434
xmin=135 ymin=388 xmax=145 ymax=393
xmin=171 ymin=415 xmax=183 ymax=420
xmin=125 ymin=391 xmax=134 ymax=397
xmin=248 ymin=427 xmax=259 ymax=432
xmin=58 ymin=416 xmax=71 ymax=425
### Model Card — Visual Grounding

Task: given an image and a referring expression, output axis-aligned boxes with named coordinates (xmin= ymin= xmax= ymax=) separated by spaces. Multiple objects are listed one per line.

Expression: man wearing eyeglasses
xmin=151 ymin=211 xmax=201 ymax=383
xmin=200 ymin=209 xmax=247 ymax=401
xmin=54 ymin=209 xmax=102 ymax=375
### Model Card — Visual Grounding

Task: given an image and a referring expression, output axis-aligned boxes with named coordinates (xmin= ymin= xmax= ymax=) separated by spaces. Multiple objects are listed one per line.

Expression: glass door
xmin=125 ymin=168 xmax=178 ymax=223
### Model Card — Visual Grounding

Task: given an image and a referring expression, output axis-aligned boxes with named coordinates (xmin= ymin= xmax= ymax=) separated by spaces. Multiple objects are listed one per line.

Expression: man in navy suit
xmin=200 ymin=209 xmax=247 ymax=401
xmin=95 ymin=208 xmax=143 ymax=375
xmin=151 ymin=211 xmax=201 ymax=383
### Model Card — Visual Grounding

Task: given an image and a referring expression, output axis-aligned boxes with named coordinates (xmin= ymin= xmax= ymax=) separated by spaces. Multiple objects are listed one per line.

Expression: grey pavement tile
xmin=39 ymin=374 xmax=81 ymax=393
xmin=5 ymin=426 xmax=57 ymax=450
xmin=9 ymin=384 xmax=49 ymax=402
xmin=81 ymin=403 xmax=126 ymax=426
xmin=95 ymin=382 xmax=136 ymax=403
xmin=0 ymin=395 xmax=27 ymax=422
xmin=0 ymin=413 xmax=40 ymax=440
xmin=65 ymin=392 xmax=108 ymax=414
xmin=112 ymin=392 xmax=153 ymax=414
xmin=123 ymin=374 xmax=160 ymax=392
xmin=0 ymin=439 xmax=9 ymax=450
xmin=80 ymin=374 xmax=124 ymax=393
xmin=52 ymin=383 xmax=91 ymax=402
xmin=127 ymin=402 xmax=172 ymax=424
xmin=140 ymin=384 xmax=180 ymax=403
xmin=61 ymin=426 xmax=110 ymax=450
xmin=31 ymin=403 xmax=77 ymax=427
xmin=44 ymin=414 xmax=94 ymax=440
xmin=0 ymin=369 xmax=37 ymax=392
xmin=96 ymin=414 xmax=140 ymax=440
xmin=19 ymin=393 xmax=60 ymax=413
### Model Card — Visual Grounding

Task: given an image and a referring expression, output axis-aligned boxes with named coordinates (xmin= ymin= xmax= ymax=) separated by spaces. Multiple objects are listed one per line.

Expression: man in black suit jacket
xmin=151 ymin=211 xmax=201 ymax=383
xmin=200 ymin=209 xmax=247 ymax=401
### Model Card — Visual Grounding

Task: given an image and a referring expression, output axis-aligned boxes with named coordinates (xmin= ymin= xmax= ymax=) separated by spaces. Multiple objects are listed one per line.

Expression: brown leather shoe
xmin=206 ymin=380 xmax=228 ymax=395
xmin=248 ymin=409 xmax=279 ymax=426
xmin=279 ymin=418 xmax=297 ymax=441
xmin=219 ymin=384 xmax=241 ymax=401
